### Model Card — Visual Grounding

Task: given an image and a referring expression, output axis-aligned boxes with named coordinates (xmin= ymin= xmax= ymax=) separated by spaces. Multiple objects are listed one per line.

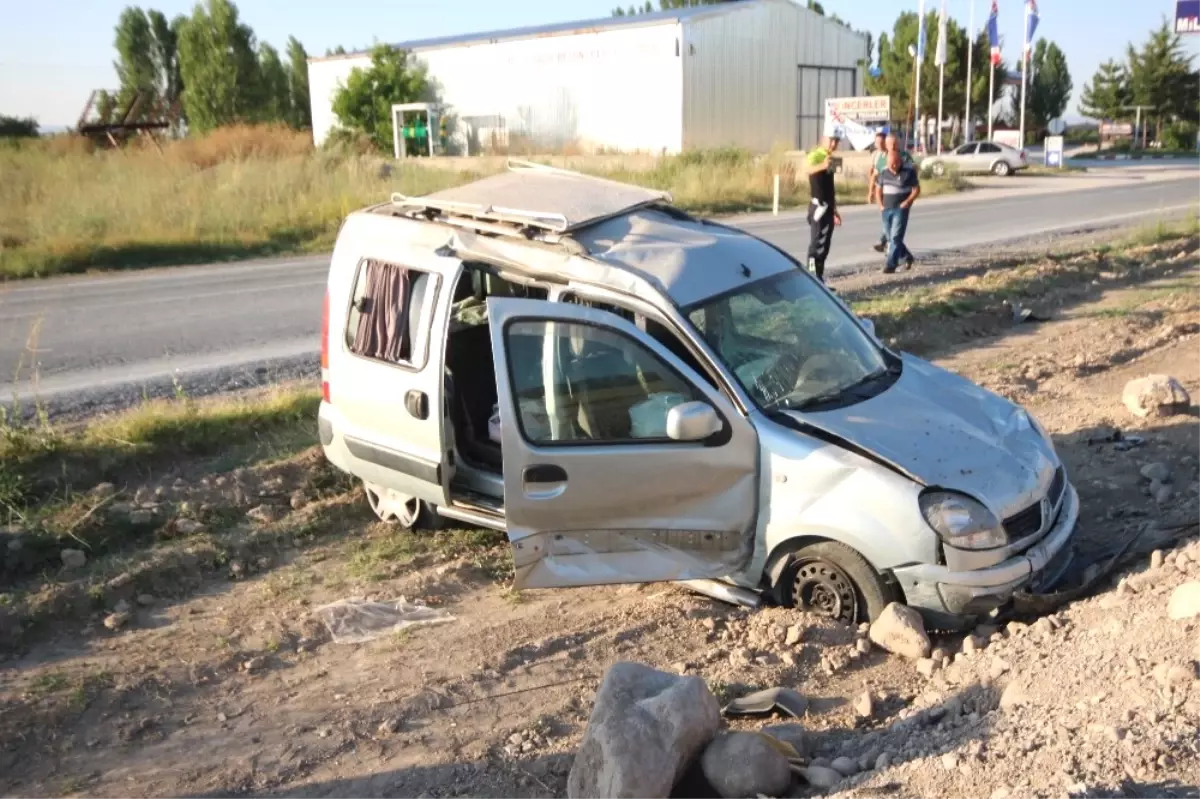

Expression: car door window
xmin=978 ymin=143 xmax=1001 ymax=154
xmin=345 ymin=258 xmax=436 ymax=367
xmin=503 ymin=318 xmax=706 ymax=444
xmin=954 ymin=143 xmax=978 ymax=155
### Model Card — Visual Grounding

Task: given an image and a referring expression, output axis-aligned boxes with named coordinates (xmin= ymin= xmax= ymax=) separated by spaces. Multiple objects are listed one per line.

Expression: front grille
xmin=1003 ymin=467 xmax=1066 ymax=540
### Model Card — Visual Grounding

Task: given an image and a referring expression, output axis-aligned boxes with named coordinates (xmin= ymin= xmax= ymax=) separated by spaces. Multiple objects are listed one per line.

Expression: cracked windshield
xmin=688 ymin=270 xmax=889 ymax=411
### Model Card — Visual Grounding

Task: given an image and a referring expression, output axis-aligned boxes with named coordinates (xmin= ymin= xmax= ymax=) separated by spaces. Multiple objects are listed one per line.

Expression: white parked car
xmin=317 ymin=161 xmax=1078 ymax=628
xmin=924 ymin=141 xmax=1029 ymax=176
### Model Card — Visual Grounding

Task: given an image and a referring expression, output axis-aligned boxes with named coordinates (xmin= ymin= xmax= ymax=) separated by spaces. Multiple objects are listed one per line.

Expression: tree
xmin=286 ymin=36 xmax=312 ymax=129
xmin=258 ymin=43 xmax=289 ymax=123
xmin=114 ymin=7 xmax=158 ymax=103
xmin=1025 ymin=39 xmax=1072 ymax=134
xmin=1126 ymin=21 xmax=1199 ymax=133
xmin=331 ymin=44 xmax=431 ymax=152
xmin=0 ymin=115 xmax=39 ymax=138
xmin=1078 ymin=59 xmax=1129 ymax=121
xmin=176 ymin=0 xmax=262 ymax=132
xmin=148 ymin=10 xmax=184 ymax=105
xmin=613 ymin=0 xmax=729 ymax=16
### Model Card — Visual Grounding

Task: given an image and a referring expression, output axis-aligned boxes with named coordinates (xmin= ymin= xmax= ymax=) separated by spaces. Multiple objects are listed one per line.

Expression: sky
xmin=1 ymin=0 xmax=1197 ymax=127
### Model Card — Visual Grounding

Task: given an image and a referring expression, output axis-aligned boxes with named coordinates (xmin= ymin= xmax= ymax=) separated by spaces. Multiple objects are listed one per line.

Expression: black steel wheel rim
xmin=792 ymin=558 xmax=858 ymax=624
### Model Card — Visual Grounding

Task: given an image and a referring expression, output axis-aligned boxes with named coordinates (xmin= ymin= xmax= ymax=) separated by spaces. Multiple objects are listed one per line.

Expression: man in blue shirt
xmin=876 ymin=147 xmax=921 ymax=274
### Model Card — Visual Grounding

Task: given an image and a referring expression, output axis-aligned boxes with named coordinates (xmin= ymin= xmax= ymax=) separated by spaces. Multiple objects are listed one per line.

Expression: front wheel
xmin=930 ymin=161 xmax=947 ymax=177
xmin=779 ymin=541 xmax=896 ymax=625
xmin=992 ymin=160 xmax=1011 ymax=176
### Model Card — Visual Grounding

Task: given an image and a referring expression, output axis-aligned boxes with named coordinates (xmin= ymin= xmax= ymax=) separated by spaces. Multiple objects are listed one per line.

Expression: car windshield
xmin=686 ymin=270 xmax=890 ymax=411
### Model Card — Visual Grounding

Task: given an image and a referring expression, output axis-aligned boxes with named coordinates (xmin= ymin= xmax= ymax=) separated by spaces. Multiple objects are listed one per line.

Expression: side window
xmin=979 ymin=143 xmax=1001 ymax=154
xmin=954 ymin=143 xmax=978 ymax=155
xmin=504 ymin=319 xmax=706 ymax=445
xmin=345 ymin=259 xmax=436 ymax=367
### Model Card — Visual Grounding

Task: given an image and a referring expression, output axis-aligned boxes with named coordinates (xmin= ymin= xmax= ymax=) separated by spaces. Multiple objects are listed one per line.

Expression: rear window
xmin=344 ymin=258 xmax=437 ymax=368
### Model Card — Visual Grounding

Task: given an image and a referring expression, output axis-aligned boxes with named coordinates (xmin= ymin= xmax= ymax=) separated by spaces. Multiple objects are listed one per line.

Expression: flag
xmin=934 ymin=0 xmax=949 ymax=67
xmin=916 ymin=0 xmax=927 ymax=63
xmin=1024 ymin=0 xmax=1040 ymax=61
xmin=987 ymin=0 xmax=1001 ymax=65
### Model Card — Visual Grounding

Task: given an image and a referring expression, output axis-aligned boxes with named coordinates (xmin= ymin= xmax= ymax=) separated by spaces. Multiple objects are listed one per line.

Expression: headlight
xmin=919 ymin=490 xmax=1008 ymax=550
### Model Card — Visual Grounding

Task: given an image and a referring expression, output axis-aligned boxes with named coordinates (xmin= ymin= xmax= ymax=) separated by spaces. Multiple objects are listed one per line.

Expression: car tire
xmin=931 ymin=162 xmax=946 ymax=177
xmin=992 ymin=160 xmax=1011 ymax=176
xmin=780 ymin=541 xmax=896 ymax=625
xmin=363 ymin=481 xmax=443 ymax=532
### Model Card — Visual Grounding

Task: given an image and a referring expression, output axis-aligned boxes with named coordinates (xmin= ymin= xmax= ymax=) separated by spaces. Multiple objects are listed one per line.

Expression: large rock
xmin=60 ymin=548 xmax=87 ymax=570
xmin=700 ymin=732 xmax=793 ymax=799
xmin=1122 ymin=375 xmax=1191 ymax=419
xmin=1167 ymin=582 xmax=1200 ymax=620
xmin=567 ymin=662 xmax=720 ymax=799
xmin=868 ymin=603 xmax=931 ymax=660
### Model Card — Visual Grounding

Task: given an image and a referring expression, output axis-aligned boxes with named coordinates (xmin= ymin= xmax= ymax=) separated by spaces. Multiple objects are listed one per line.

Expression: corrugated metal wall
xmin=309 ymin=23 xmax=683 ymax=153
xmin=681 ymin=0 xmax=868 ymax=151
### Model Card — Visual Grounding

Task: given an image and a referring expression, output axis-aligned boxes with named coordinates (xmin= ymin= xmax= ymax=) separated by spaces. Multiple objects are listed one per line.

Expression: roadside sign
xmin=992 ymin=130 xmax=1022 ymax=149
xmin=824 ymin=96 xmax=891 ymax=124
xmin=1048 ymin=118 xmax=1067 ymax=135
xmin=1100 ymin=122 xmax=1134 ymax=138
xmin=1176 ymin=0 xmax=1200 ymax=33
xmin=1045 ymin=135 xmax=1064 ymax=168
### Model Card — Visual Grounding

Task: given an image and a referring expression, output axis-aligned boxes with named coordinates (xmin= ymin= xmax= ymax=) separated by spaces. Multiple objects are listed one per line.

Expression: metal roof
xmin=310 ymin=0 xmax=759 ymax=62
xmin=391 ymin=161 xmax=672 ymax=234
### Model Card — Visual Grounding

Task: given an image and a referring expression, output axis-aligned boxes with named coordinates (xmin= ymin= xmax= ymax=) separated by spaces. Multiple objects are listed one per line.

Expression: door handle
xmin=405 ymin=390 xmax=429 ymax=420
xmin=523 ymin=464 xmax=568 ymax=484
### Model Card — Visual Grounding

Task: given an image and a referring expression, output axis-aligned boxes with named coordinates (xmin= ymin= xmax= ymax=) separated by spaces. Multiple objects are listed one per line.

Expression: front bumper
xmin=894 ymin=484 xmax=1080 ymax=628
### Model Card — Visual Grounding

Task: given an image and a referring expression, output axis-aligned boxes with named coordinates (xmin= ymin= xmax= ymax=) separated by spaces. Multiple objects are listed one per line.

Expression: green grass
xmin=0 ymin=133 xmax=967 ymax=279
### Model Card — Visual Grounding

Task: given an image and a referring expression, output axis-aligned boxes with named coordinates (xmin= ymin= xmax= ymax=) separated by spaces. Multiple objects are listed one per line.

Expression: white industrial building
xmin=307 ymin=0 xmax=869 ymax=154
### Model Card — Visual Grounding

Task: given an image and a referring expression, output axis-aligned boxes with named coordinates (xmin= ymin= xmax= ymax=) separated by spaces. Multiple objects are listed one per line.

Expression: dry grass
xmin=1 ymin=127 xmax=967 ymax=279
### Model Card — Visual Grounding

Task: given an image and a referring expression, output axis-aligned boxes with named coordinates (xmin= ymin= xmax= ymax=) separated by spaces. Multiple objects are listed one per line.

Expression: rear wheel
xmin=363 ymin=482 xmax=443 ymax=531
xmin=780 ymin=541 xmax=895 ymax=625
xmin=930 ymin=161 xmax=947 ymax=177
xmin=992 ymin=160 xmax=1011 ymax=176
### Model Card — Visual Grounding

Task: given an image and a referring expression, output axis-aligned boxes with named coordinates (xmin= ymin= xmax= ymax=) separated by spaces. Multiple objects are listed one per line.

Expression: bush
xmin=0 ymin=115 xmax=38 ymax=139
xmin=1161 ymin=121 xmax=1199 ymax=152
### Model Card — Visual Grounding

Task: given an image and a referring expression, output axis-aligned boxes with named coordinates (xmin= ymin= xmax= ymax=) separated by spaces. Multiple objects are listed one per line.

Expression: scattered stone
xmin=242 ymin=656 xmax=267 ymax=673
xmin=916 ymin=658 xmax=938 ymax=677
xmin=868 ymin=603 xmax=931 ymax=660
xmin=761 ymin=723 xmax=807 ymax=759
xmin=129 ymin=510 xmax=155 ymax=525
xmin=1167 ymin=582 xmax=1200 ymax=620
xmin=113 ymin=599 xmax=131 ymax=614
xmin=175 ymin=519 xmax=205 ymax=536
xmin=830 ymin=756 xmax=859 ymax=777
xmin=290 ymin=491 xmax=308 ymax=510
xmin=1000 ymin=679 xmax=1030 ymax=710
xmin=89 ymin=483 xmax=117 ymax=498
xmin=988 ymin=657 xmax=1012 ymax=679
xmin=1122 ymin=375 xmax=1190 ymax=418
xmin=1006 ymin=621 xmax=1028 ymax=637
xmin=784 ymin=625 xmax=804 ymax=647
xmin=855 ymin=691 xmax=874 ymax=718
xmin=875 ymin=752 xmax=891 ymax=771
xmin=1151 ymin=550 xmax=1165 ymax=569
xmin=247 ymin=505 xmax=281 ymax=524
xmin=60 ymin=548 xmax=87 ymax=570
xmin=1152 ymin=662 xmax=1197 ymax=687
xmin=700 ymin=732 xmax=793 ymax=799
xmin=802 ymin=765 xmax=842 ymax=790
xmin=1141 ymin=463 xmax=1173 ymax=484
xmin=136 ymin=594 xmax=156 ymax=606
xmin=941 ymin=752 xmax=960 ymax=771
xmin=962 ymin=635 xmax=983 ymax=656
xmin=1153 ymin=483 xmax=1174 ymax=504
xmin=104 ymin=611 xmax=131 ymax=630
xmin=378 ymin=717 xmax=402 ymax=735
xmin=567 ymin=662 xmax=719 ymax=799
xmin=855 ymin=637 xmax=872 ymax=655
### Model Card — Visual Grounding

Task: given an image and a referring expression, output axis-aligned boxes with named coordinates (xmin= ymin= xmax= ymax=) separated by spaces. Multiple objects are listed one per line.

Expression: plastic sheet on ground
xmin=313 ymin=597 xmax=455 ymax=644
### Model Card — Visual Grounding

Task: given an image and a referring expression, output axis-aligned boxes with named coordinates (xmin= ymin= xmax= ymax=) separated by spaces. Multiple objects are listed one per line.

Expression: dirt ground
xmin=1 ymin=234 xmax=1198 ymax=799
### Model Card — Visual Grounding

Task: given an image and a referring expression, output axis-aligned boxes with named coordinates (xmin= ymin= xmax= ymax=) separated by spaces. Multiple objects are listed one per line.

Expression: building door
xmin=797 ymin=65 xmax=857 ymax=150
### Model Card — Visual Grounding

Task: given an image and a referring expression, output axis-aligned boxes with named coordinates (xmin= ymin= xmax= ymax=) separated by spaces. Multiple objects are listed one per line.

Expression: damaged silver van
xmin=318 ymin=161 xmax=1079 ymax=628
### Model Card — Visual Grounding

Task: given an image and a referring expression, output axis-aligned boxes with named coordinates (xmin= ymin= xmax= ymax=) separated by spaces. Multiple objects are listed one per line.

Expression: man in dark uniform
xmin=805 ymin=131 xmax=843 ymax=283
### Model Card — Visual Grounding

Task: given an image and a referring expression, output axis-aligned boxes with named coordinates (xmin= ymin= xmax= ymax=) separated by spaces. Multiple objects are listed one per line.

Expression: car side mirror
xmin=666 ymin=401 xmax=722 ymax=442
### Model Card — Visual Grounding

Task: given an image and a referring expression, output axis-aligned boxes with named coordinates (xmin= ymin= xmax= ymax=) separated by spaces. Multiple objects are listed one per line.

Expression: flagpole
xmin=936 ymin=1 xmax=945 ymax=154
xmin=937 ymin=62 xmax=945 ymax=155
xmin=965 ymin=0 xmax=975 ymax=143
xmin=987 ymin=61 xmax=995 ymax=141
xmin=1019 ymin=1 xmax=1029 ymax=148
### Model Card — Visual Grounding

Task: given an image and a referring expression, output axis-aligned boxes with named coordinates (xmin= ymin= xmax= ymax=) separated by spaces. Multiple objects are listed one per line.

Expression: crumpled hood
xmin=783 ymin=354 xmax=1058 ymax=518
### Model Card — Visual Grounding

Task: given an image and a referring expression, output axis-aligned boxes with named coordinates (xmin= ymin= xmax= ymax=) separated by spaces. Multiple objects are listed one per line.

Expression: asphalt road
xmin=2 ymin=170 xmax=1196 ymax=404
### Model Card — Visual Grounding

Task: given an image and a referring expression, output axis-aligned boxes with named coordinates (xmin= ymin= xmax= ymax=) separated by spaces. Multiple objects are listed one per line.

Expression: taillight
xmin=320 ymin=291 xmax=331 ymax=402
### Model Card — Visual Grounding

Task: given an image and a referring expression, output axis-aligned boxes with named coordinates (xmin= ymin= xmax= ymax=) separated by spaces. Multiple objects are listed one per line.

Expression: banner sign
xmin=1044 ymin=135 xmax=1064 ymax=168
xmin=1176 ymin=0 xmax=1200 ymax=33
xmin=1100 ymin=122 xmax=1134 ymax=138
xmin=824 ymin=96 xmax=891 ymax=123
